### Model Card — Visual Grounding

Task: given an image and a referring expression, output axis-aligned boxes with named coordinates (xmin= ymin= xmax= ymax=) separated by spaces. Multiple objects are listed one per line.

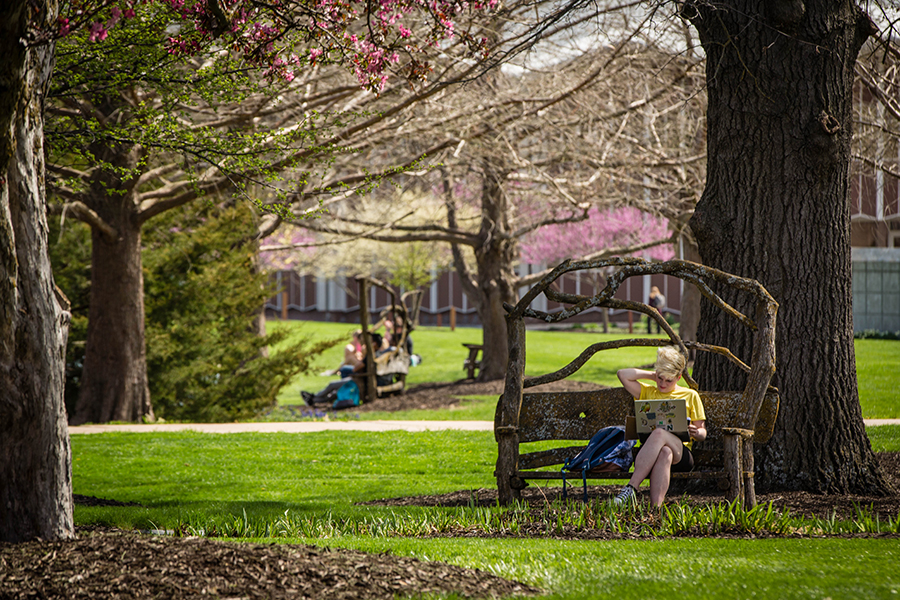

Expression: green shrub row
xmin=854 ymin=329 xmax=900 ymax=340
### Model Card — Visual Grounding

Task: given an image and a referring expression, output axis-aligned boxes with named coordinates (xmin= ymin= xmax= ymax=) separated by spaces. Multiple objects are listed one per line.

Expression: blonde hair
xmin=655 ymin=346 xmax=686 ymax=379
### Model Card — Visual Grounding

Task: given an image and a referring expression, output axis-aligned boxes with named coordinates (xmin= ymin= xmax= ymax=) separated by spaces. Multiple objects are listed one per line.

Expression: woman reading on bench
xmin=614 ymin=346 xmax=707 ymax=507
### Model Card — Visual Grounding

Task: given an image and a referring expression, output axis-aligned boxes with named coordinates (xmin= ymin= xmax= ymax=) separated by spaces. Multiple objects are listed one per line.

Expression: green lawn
xmin=66 ymin=321 xmax=900 ymax=599
xmin=854 ymin=339 xmax=899 ymax=418
xmin=267 ymin=319 xmax=900 ymax=420
xmin=71 ymin=427 xmax=900 ymax=599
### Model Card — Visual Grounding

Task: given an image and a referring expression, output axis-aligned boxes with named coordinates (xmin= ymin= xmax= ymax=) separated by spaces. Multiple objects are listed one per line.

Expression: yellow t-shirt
xmin=638 ymin=382 xmax=706 ymax=449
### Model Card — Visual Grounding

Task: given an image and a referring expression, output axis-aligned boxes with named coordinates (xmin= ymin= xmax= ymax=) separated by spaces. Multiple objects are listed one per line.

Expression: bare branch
xmin=47 ymin=201 xmax=118 ymax=241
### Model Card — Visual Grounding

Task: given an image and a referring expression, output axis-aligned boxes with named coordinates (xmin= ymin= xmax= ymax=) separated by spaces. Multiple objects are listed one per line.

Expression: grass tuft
xmin=163 ymin=497 xmax=899 ymax=541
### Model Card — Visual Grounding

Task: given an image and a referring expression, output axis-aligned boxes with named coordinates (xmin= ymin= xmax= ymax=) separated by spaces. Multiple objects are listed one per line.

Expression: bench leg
xmin=722 ymin=434 xmax=744 ymax=505
xmin=464 ymin=349 xmax=481 ymax=380
xmin=742 ymin=437 xmax=756 ymax=508
xmin=496 ymin=432 xmax=521 ymax=504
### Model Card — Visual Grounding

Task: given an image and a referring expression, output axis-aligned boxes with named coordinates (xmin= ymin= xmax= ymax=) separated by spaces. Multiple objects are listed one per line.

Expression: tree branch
xmin=47 ymin=201 xmax=118 ymax=241
xmin=515 ymin=230 xmax=681 ymax=288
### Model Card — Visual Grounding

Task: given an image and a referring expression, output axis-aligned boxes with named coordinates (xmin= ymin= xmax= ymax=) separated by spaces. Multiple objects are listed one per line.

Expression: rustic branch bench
xmin=354 ymin=277 xmax=422 ymax=403
xmin=496 ymin=257 xmax=779 ymax=507
xmin=463 ymin=344 xmax=483 ymax=380
xmin=494 ymin=386 xmax=779 ymax=506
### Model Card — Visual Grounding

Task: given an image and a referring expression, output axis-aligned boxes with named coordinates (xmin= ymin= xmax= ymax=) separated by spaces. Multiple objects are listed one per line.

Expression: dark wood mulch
xmin=290 ymin=377 xmax=602 ymax=415
xmin=0 ymin=530 xmax=542 ymax=599
xmin=367 ymin=452 xmax=900 ymax=519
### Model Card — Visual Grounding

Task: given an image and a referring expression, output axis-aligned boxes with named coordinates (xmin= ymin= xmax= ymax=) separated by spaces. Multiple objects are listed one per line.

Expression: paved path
xmin=68 ymin=419 xmax=898 ymax=434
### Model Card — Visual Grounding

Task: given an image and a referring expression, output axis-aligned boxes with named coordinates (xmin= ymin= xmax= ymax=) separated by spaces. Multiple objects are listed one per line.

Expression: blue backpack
xmin=562 ymin=425 xmax=637 ymax=501
xmin=332 ymin=380 xmax=360 ymax=410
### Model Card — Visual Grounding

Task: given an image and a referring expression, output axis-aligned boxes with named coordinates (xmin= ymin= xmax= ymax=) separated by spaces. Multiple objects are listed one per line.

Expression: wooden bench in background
xmin=495 ymin=257 xmax=779 ymax=507
xmin=354 ymin=276 xmax=422 ymax=403
xmin=463 ymin=344 xmax=483 ymax=380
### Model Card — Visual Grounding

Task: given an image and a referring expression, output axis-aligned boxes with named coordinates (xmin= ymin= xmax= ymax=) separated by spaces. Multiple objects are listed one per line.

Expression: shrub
xmin=142 ymin=203 xmax=339 ymax=421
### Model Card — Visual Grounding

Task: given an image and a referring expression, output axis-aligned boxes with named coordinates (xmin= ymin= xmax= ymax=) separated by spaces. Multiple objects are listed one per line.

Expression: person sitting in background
xmin=374 ymin=313 xmax=407 ymax=351
xmin=333 ymin=329 xmax=364 ymax=378
xmin=303 ymin=334 xmax=384 ymax=406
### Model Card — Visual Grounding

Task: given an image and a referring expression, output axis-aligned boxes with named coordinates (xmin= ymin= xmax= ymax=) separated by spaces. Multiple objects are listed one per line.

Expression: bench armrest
xmin=720 ymin=427 xmax=754 ymax=438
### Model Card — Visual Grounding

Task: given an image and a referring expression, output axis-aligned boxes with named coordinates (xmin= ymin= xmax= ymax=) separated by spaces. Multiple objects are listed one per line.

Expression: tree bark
xmin=70 ymin=141 xmax=152 ymax=424
xmin=686 ymin=0 xmax=889 ymax=494
xmin=471 ymin=160 xmax=518 ymax=381
xmin=678 ymin=236 xmax=701 ymax=361
xmin=0 ymin=0 xmax=75 ymax=542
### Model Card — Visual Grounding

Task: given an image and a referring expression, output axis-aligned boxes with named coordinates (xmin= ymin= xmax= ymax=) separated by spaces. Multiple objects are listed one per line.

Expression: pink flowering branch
xmin=520 ymin=206 xmax=675 ymax=265
xmin=50 ymin=0 xmax=497 ymax=90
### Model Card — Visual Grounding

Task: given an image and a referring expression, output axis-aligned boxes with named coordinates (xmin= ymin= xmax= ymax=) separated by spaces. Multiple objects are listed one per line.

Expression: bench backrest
xmin=503 ymin=388 xmax=780 ymax=445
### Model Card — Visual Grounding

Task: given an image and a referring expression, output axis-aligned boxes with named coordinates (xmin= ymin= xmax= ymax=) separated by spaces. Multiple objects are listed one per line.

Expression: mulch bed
xmin=0 ymin=531 xmax=541 ymax=599
xmin=2 ymin=379 xmax=897 ymax=599
xmin=367 ymin=452 xmax=900 ymax=523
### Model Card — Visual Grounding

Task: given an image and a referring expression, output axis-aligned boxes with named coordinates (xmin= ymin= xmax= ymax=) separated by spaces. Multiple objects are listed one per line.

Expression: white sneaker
xmin=611 ymin=484 xmax=636 ymax=507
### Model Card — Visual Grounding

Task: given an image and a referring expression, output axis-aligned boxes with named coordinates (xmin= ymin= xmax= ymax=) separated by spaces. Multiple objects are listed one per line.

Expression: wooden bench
xmin=494 ymin=387 xmax=779 ymax=506
xmin=353 ymin=348 xmax=409 ymax=399
xmin=463 ymin=344 xmax=483 ymax=380
xmin=495 ymin=257 xmax=779 ymax=507
xmin=354 ymin=277 xmax=422 ymax=403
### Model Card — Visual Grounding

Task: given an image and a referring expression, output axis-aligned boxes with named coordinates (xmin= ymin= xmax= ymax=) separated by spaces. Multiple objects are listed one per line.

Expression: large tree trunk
xmin=687 ymin=0 xmax=889 ymax=494
xmin=0 ymin=0 xmax=75 ymax=542
xmin=70 ymin=146 xmax=152 ymax=424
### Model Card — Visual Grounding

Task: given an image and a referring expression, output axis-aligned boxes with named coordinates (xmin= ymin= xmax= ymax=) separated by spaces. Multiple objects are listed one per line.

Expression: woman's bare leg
xmin=649 ymin=447 xmax=674 ymax=506
xmin=627 ymin=429 xmax=685 ymax=490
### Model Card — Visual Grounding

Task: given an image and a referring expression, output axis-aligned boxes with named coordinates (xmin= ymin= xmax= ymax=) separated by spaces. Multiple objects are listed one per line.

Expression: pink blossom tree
xmin=44 ymin=0 xmax=502 ymax=426
xmin=3 ymin=0 xmax=497 ymax=541
xmin=520 ymin=206 xmax=674 ymax=266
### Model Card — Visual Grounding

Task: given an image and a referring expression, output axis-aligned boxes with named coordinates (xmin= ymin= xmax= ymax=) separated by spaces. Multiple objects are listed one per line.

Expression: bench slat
xmin=519 ymin=445 xmax=725 ymax=473
xmin=518 ymin=445 xmax=587 ymax=470
xmin=516 ymin=389 xmax=632 ymax=442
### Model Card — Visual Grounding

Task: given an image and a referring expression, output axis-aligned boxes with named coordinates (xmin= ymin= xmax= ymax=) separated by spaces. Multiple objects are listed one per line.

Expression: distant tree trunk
xmin=471 ymin=160 xmax=518 ymax=380
xmin=445 ymin=161 xmax=518 ymax=381
xmin=70 ymin=142 xmax=153 ymax=424
xmin=0 ymin=0 xmax=75 ymax=542
xmin=687 ymin=0 xmax=890 ymax=494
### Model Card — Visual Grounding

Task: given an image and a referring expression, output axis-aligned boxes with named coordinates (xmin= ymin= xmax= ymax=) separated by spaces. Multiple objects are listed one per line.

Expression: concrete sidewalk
xmin=68 ymin=419 xmax=898 ymax=434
